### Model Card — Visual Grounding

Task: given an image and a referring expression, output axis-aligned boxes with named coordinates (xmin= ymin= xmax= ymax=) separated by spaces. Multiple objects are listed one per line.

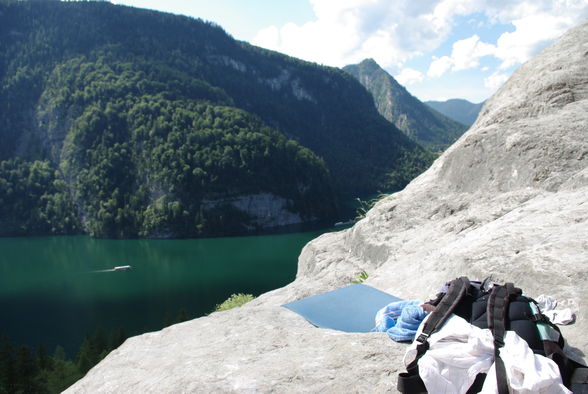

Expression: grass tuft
xmin=214 ymin=293 xmax=255 ymax=312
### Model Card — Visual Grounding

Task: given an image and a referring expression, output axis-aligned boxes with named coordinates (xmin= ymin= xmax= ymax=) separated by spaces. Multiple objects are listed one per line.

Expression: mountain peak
xmin=358 ymin=57 xmax=381 ymax=68
xmin=343 ymin=59 xmax=468 ymax=151
xmin=360 ymin=58 xmax=378 ymax=64
xmin=345 ymin=58 xmax=387 ymax=77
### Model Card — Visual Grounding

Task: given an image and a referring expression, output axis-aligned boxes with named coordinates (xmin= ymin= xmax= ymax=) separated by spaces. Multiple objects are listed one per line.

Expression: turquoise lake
xmin=0 ymin=229 xmax=331 ymax=356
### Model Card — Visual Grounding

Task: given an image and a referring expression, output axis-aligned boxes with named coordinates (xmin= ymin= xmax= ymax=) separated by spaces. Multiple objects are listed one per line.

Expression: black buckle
xmin=530 ymin=313 xmax=549 ymax=323
xmin=416 ymin=333 xmax=429 ymax=344
xmin=494 ymin=338 xmax=505 ymax=349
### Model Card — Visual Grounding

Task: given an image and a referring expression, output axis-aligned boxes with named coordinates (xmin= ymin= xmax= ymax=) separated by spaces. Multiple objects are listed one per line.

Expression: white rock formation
xmin=202 ymin=192 xmax=305 ymax=228
xmin=66 ymin=19 xmax=588 ymax=393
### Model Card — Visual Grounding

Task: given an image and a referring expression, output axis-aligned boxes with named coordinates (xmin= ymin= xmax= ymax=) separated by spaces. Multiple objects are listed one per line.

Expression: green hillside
xmin=344 ymin=59 xmax=468 ymax=152
xmin=0 ymin=1 xmax=433 ymax=238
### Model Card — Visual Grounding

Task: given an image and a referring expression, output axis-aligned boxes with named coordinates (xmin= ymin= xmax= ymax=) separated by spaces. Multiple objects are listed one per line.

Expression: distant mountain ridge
xmin=343 ymin=59 xmax=468 ymax=151
xmin=0 ymin=1 xmax=432 ymax=238
xmin=425 ymin=98 xmax=484 ymax=126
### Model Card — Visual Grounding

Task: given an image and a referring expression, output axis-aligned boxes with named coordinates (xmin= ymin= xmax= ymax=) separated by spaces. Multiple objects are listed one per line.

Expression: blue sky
xmin=111 ymin=0 xmax=588 ymax=103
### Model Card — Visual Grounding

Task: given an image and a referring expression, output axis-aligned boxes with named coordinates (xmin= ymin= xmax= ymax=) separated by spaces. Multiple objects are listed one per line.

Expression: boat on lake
xmin=113 ymin=265 xmax=132 ymax=271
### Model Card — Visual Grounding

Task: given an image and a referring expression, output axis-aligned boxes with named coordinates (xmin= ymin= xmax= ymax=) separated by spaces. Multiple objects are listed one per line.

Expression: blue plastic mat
xmin=282 ymin=284 xmax=401 ymax=332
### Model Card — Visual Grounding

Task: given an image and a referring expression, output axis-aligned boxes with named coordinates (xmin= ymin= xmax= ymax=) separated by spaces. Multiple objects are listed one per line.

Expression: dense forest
xmin=0 ymin=329 xmax=123 ymax=394
xmin=0 ymin=1 xmax=434 ymax=238
xmin=0 ymin=307 xmax=192 ymax=394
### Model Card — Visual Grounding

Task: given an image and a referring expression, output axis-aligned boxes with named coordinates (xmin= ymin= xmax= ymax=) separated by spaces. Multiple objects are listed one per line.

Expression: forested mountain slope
xmin=0 ymin=1 xmax=432 ymax=238
xmin=344 ymin=59 xmax=468 ymax=151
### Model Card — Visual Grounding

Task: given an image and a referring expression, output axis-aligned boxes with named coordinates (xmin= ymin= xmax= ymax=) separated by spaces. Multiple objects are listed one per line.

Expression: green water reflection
xmin=0 ymin=230 xmax=328 ymax=355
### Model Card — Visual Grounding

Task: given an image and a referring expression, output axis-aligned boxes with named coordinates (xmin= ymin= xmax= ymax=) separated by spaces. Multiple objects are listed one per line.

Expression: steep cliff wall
xmin=202 ymin=193 xmax=306 ymax=229
xmin=67 ymin=19 xmax=588 ymax=393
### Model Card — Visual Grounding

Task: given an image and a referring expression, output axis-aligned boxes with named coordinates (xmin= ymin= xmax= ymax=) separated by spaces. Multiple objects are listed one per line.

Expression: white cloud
xmin=252 ymin=0 xmax=463 ymax=68
xmin=427 ymin=56 xmax=453 ymax=78
xmin=484 ymin=71 xmax=509 ymax=90
xmin=252 ymin=0 xmax=588 ymax=70
xmin=395 ymin=68 xmax=425 ymax=85
xmin=253 ymin=25 xmax=280 ymax=49
xmin=477 ymin=0 xmax=588 ymax=68
xmin=494 ymin=13 xmax=575 ymax=69
xmin=451 ymin=35 xmax=495 ymax=70
xmin=427 ymin=35 xmax=495 ymax=77
xmin=251 ymin=0 xmax=588 ymax=101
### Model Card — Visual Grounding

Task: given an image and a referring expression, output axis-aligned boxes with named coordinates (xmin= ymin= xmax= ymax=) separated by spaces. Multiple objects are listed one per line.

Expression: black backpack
xmin=397 ymin=277 xmax=587 ymax=393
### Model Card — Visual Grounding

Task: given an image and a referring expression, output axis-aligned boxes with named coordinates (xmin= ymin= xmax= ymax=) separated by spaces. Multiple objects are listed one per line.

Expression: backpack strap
xmin=487 ymin=283 xmax=520 ymax=394
xmin=416 ymin=276 xmax=471 ymax=346
xmin=397 ymin=277 xmax=471 ymax=393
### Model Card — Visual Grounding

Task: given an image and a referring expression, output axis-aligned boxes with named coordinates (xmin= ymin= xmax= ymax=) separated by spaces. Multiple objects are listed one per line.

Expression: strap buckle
xmin=494 ymin=338 xmax=505 ymax=349
xmin=416 ymin=333 xmax=429 ymax=343
xmin=530 ymin=313 xmax=549 ymax=323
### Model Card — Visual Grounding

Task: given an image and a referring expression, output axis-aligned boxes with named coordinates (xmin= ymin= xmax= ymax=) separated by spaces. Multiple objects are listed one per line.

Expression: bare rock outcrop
xmin=66 ymin=19 xmax=588 ymax=393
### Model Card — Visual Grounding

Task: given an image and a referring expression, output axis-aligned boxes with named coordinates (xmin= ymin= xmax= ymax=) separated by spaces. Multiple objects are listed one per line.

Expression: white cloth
xmin=536 ymin=294 xmax=575 ymax=325
xmin=543 ymin=309 xmax=575 ymax=325
xmin=536 ymin=295 xmax=558 ymax=311
xmin=480 ymin=332 xmax=570 ymax=394
xmin=404 ymin=314 xmax=571 ymax=394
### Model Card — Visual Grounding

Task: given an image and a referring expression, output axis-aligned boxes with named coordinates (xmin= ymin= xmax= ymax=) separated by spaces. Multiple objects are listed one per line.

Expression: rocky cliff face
xmin=344 ymin=59 xmax=468 ymax=151
xmin=66 ymin=20 xmax=588 ymax=393
xmin=202 ymin=193 xmax=306 ymax=229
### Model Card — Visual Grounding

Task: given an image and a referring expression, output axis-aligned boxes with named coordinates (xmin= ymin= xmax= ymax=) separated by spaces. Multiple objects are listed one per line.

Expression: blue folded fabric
xmin=283 ymin=284 xmax=402 ymax=332
xmin=373 ymin=300 xmax=428 ymax=342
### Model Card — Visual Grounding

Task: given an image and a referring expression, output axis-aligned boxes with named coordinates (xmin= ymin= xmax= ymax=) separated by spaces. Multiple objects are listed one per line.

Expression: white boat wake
xmin=90 ymin=265 xmax=133 ymax=273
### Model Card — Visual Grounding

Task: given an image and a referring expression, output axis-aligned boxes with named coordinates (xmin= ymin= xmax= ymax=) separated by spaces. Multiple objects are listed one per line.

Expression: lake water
xmin=0 ymin=229 xmax=331 ymax=356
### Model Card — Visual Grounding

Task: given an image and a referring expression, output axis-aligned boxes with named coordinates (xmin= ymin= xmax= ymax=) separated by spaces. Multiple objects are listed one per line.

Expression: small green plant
xmin=354 ymin=198 xmax=371 ymax=221
xmin=354 ymin=194 xmax=389 ymax=220
xmin=214 ymin=293 xmax=255 ymax=312
xmin=351 ymin=270 xmax=369 ymax=284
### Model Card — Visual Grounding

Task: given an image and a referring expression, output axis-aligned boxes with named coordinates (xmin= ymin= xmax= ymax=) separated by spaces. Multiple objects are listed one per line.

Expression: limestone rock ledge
xmin=66 ymin=19 xmax=588 ymax=393
xmin=202 ymin=192 xmax=305 ymax=229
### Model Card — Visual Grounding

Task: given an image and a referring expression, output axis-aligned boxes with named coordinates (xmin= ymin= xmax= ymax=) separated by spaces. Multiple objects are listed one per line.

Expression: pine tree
xmin=14 ymin=345 xmax=42 ymax=393
xmin=37 ymin=344 xmax=52 ymax=371
xmin=109 ymin=328 xmax=127 ymax=350
xmin=76 ymin=337 xmax=98 ymax=374
xmin=0 ymin=338 xmax=17 ymax=394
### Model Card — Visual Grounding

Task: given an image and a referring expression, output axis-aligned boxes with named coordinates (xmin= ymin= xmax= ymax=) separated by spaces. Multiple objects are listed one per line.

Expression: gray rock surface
xmin=202 ymin=193 xmax=305 ymax=229
xmin=67 ymin=19 xmax=588 ymax=393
